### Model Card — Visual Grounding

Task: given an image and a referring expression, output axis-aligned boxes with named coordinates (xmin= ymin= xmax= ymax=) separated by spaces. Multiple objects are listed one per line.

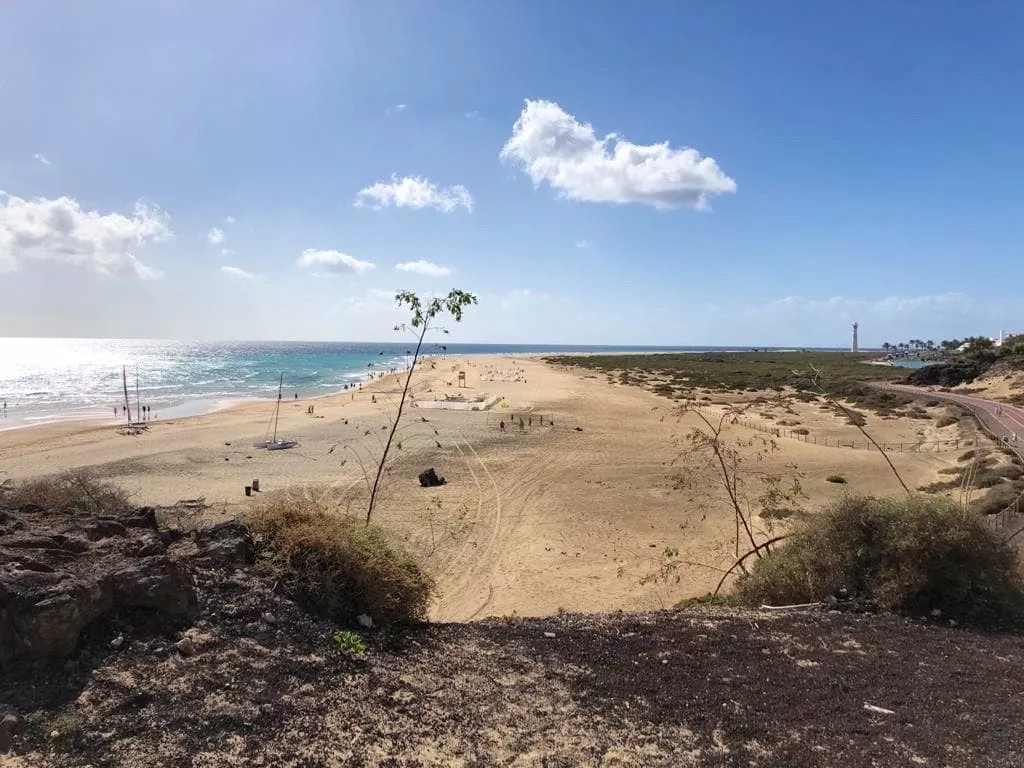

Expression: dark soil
xmin=3 ymin=554 xmax=1024 ymax=767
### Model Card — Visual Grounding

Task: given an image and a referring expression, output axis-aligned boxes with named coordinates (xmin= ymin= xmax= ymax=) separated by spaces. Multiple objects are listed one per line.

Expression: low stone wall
xmin=413 ymin=394 xmax=501 ymax=411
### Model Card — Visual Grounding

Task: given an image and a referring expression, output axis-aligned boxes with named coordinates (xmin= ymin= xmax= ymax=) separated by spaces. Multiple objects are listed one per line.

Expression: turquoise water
xmin=0 ymin=339 xmax=729 ymax=428
xmin=890 ymin=359 xmax=937 ymax=369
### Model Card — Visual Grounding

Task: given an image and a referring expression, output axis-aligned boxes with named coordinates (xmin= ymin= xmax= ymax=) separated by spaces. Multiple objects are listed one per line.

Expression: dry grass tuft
xmin=736 ymin=495 xmax=1024 ymax=627
xmin=2 ymin=471 xmax=131 ymax=516
xmin=246 ymin=490 xmax=435 ymax=625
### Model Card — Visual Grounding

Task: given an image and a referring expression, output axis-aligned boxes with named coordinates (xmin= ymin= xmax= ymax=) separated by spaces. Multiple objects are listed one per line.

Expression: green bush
xmin=332 ymin=629 xmax=368 ymax=655
xmin=735 ymin=495 xmax=1024 ymax=627
xmin=246 ymin=493 xmax=435 ymax=625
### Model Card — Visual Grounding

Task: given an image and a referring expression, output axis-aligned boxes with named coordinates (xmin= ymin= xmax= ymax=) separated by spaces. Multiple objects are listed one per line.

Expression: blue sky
xmin=1 ymin=1 xmax=1022 ymax=346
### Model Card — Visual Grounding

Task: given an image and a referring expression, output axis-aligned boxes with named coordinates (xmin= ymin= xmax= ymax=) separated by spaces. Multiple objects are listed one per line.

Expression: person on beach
xmin=499 ymin=420 xmax=505 ymax=432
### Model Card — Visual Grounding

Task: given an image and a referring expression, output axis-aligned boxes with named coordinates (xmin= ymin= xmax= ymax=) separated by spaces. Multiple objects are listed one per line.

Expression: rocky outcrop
xmin=0 ymin=505 xmax=251 ymax=670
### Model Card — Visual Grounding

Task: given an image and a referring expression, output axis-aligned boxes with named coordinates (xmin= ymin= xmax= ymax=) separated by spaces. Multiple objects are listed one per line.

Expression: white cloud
xmin=574 ymin=239 xmax=594 ymax=249
xmin=220 ymin=265 xmax=262 ymax=281
xmin=395 ymin=259 xmax=452 ymax=277
xmin=500 ymin=99 xmax=736 ymax=210
xmin=297 ymin=248 xmax=375 ymax=275
xmin=223 ymin=216 xmax=235 ymax=224
xmin=0 ymin=191 xmax=170 ymax=279
xmin=207 ymin=227 xmax=226 ymax=245
xmin=500 ymin=288 xmax=550 ymax=311
xmin=33 ymin=153 xmax=51 ymax=166
xmin=386 ymin=103 xmax=407 ymax=115
xmin=761 ymin=293 xmax=975 ymax=320
xmin=221 ymin=247 xmax=234 ymax=257
xmin=354 ymin=175 xmax=474 ymax=213
xmin=465 ymin=110 xmax=483 ymax=121
xmin=337 ymin=289 xmax=401 ymax=315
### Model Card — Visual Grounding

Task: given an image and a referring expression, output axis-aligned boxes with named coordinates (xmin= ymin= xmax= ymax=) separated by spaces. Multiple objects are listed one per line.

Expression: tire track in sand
xmin=434 ymin=426 xmax=585 ymax=621
xmin=432 ymin=428 xmax=486 ymax=579
xmin=431 ymin=426 xmax=504 ymax=621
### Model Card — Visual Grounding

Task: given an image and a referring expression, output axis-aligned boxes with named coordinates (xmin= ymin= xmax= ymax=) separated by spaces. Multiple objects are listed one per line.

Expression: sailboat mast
xmin=273 ymin=373 xmax=283 ymax=442
xmin=135 ymin=366 xmax=141 ymax=421
xmin=122 ymin=366 xmax=131 ymax=424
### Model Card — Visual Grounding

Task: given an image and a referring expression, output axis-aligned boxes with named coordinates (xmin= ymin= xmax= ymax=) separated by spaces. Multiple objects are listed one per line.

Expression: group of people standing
xmin=498 ymin=413 xmax=551 ymax=432
xmin=114 ymin=405 xmax=155 ymax=421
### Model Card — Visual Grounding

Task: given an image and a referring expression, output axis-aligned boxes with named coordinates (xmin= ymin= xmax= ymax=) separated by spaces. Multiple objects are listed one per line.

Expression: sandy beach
xmin=0 ymin=355 xmax=981 ymax=621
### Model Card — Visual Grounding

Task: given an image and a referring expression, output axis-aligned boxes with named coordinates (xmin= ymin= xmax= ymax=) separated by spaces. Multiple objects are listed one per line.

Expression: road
xmin=879 ymin=383 xmax=1024 ymax=460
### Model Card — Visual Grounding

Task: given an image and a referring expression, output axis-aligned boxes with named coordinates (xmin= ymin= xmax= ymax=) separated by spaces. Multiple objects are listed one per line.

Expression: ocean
xmin=0 ymin=338 xmax=727 ymax=429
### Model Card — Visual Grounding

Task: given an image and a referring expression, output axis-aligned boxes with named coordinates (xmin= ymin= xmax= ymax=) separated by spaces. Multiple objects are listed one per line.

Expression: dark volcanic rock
xmin=418 ymin=467 xmax=447 ymax=488
xmin=190 ymin=520 xmax=254 ymax=569
xmin=0 ymin=506 xmax=252 ymax=670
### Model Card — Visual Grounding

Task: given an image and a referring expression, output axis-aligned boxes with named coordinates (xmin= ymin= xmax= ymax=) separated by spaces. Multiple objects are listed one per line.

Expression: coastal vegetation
xmin=4 ymin=471 xmax=131 ymax=517
xmin=246 ymin=490 xmax=435 ymax=624
xmin=548 ymin=350 xmax=904 ymax=393
xmin=884 ymin=334 xmax=1024 ymax=360
xmin=546 ymin=350 xmax=913 ymax=415
xmin=735 ymin=495 xmax=1024 ymax=627
xmin=597 ymin=351 xmax=1024 ymax=627
xmin=903 ymin=334 xmax=1024 ymax=387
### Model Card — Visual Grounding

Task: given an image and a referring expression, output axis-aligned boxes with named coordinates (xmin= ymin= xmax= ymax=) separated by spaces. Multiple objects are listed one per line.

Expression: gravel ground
xmin=3 ymin=554 xmax=1024 ymax=767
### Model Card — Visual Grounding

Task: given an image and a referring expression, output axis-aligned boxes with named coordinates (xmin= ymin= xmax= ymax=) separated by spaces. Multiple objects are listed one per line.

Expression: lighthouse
xmin=851 ymin=322 xmax=859 ymax=353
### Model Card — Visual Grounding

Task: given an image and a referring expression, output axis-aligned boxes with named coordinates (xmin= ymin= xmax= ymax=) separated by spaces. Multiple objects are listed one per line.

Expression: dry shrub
xmin=3 ymin=472 xmax=131 ymax=516
xmin=245 ymin=492 xmax=434 ymax=625
xmin=935 ymin=415 xmax=959 ymax=428
xmin=998 ymin=465 xmax=1024 ymax=481
xmin=970 ymin=483 xmax=1023 ymax=517
xmin=972 ymin=471 xmax=1005 ymax=489
xmin=735 ymin=495 xmax=1024 ymax=627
